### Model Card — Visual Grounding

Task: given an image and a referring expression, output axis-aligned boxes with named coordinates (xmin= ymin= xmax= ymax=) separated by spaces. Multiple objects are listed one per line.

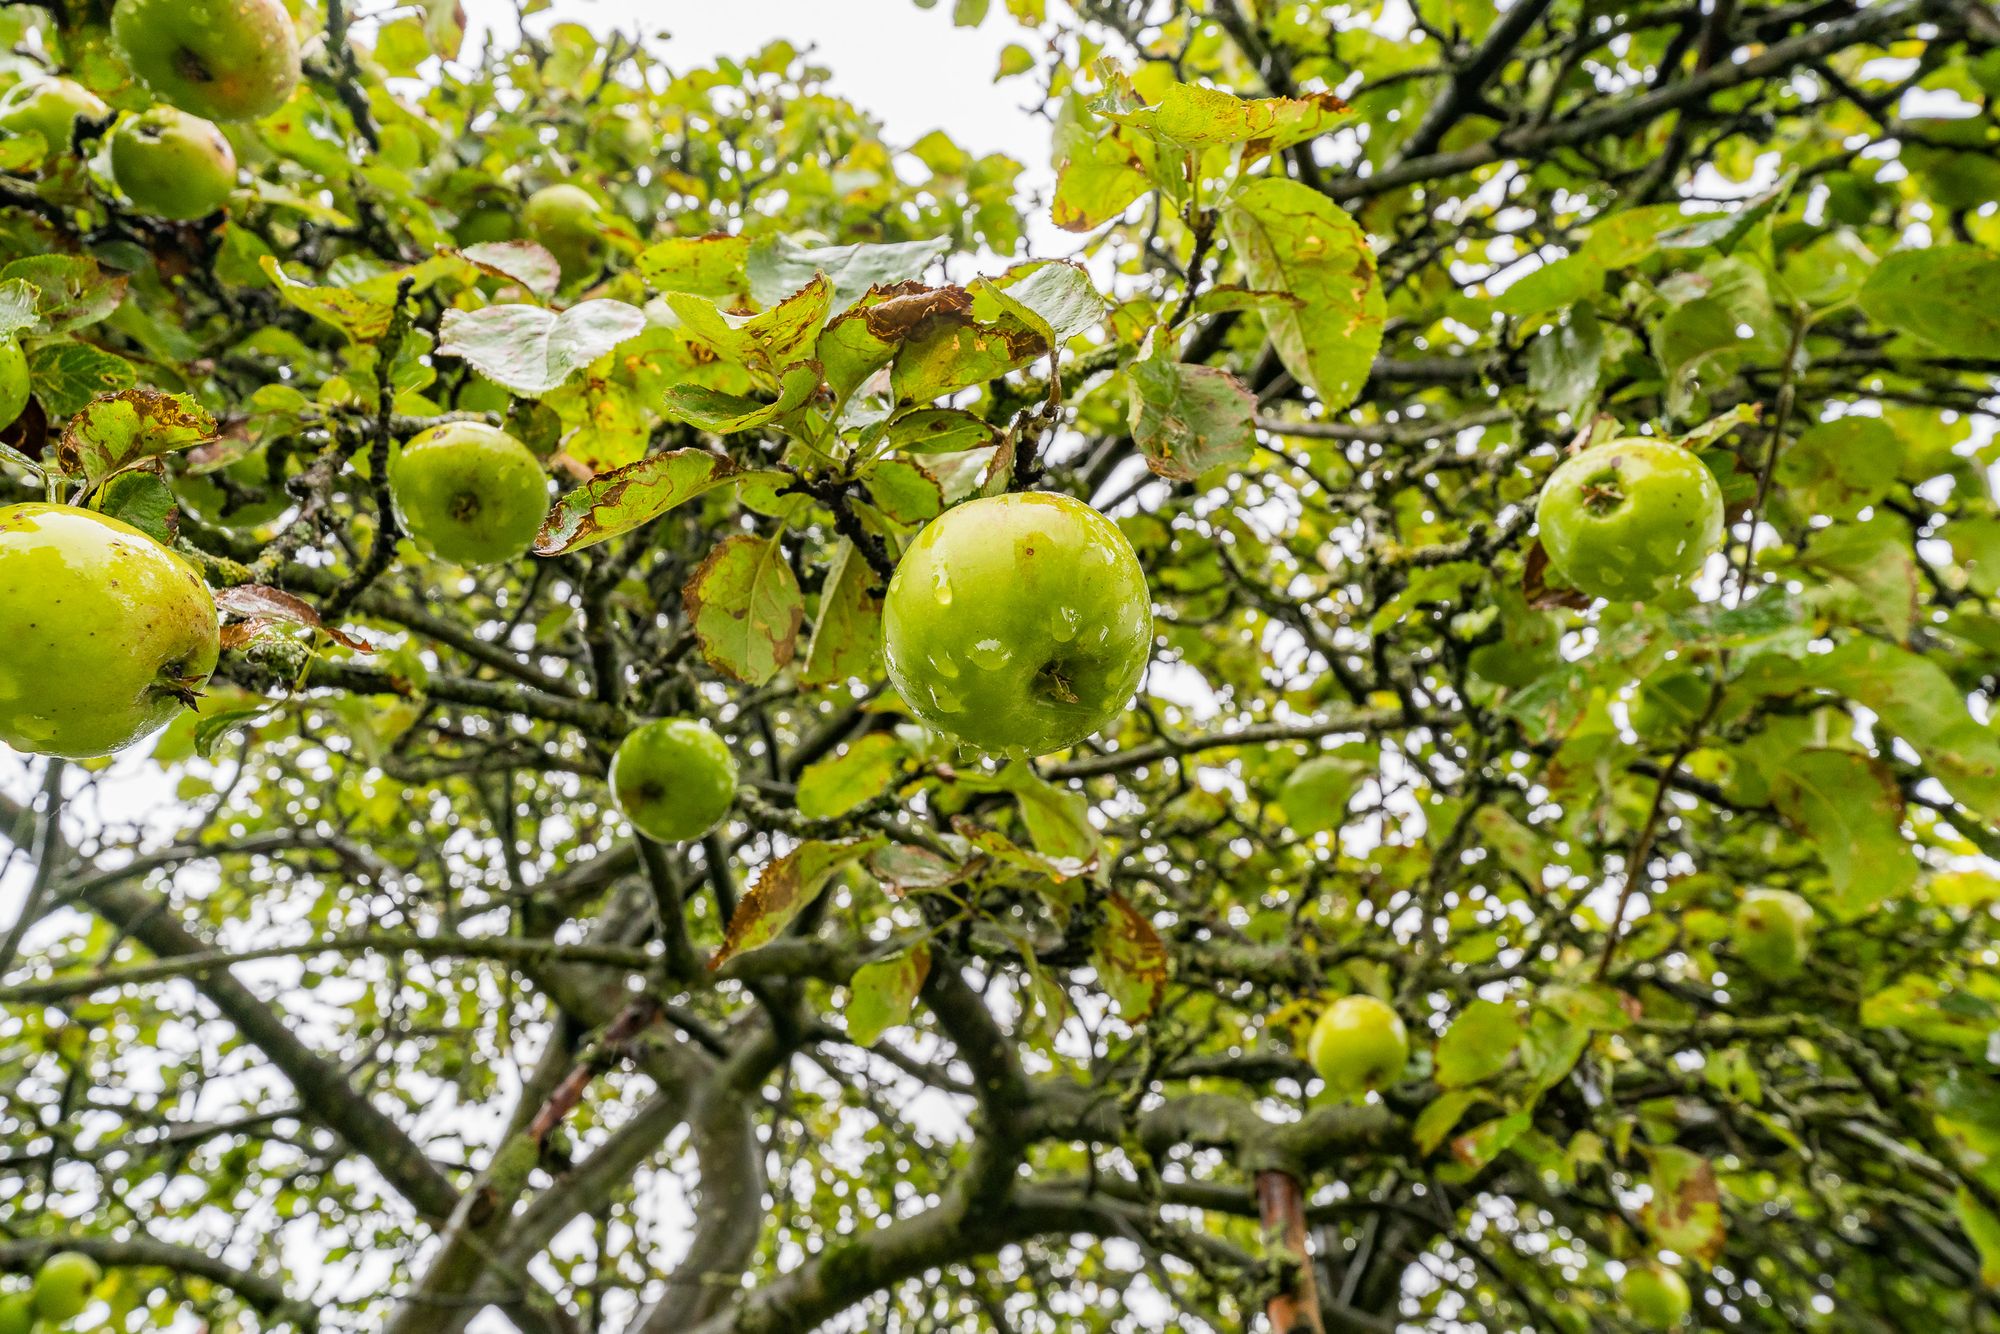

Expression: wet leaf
xmin=438 ymin=299 xmax=648 ymax=397
xmin=535 ymin=448 xmax=760 ymax=555
xmin=683 ymin=534 xmax=805 ymax=685
xmin=57 ymin=389 xmax=218 ymax=484
xmin=713 ymin=836 xmax=884 ymax=968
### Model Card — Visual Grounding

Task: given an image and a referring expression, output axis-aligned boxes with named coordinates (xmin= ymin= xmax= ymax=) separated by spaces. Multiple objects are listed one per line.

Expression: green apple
xmin=610 ymin=718 xmax=738 ymax=843
xmin=881 ymin=492 xmax=1151 ymax=756
xmin=0 ymin=76 xmax=108 ymax=159
xmin=0 ymin=503 xmax=220 ymax=759
xmin=0 ymin=335 xmax=27 ymax=432
xmin=523 ymin=183 xmax=604 ymax=282
xmin=108 ymin=106 xmax=237 ymax=220
xmin=0 ymin=1290 xmax=32 ymax=1334
xmin=1732 ymin=887 xmax=1814 ymax=981
xmin=31 ymin=1251 xmax=101 ymax=1321
xmin=1307 ymin=994 xmax=1408 ymax=1098
xmin=174 ymin=447 xmax=289 ymax=530
xmin=1536 ymin=439 xmax=1724 ymax=602
xmin=1620 ymin=1262 xmax=1691 ymax=1329
xmin=111 ymin=0 xmax=300 ymax=122
xmin=388 ymin=423 xmax=550 ymax=567
xmin=454 ymin=196 xmax=521 ymax=247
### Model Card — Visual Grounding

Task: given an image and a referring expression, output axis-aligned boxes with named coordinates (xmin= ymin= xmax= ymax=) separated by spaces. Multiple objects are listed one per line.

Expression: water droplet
xmin=928 ymin=651 xmax=961 ymax=680
xmin=967 ymin=638 xmax=1011 ymax=670
xmin=929 ymin=679 xmax=964 ymax=714
xmin=1092 ymin=625 xmax=1109 ymax=646
xmin=931 ymin=565 xmax=953 ymax=606
xmin=1049 ymin=606 xmax=1081 ymax=643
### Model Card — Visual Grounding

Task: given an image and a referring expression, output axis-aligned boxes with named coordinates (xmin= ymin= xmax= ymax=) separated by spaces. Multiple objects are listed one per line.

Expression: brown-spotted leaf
xmin=635 ymin=232 xmax=751 ymax=297
xmin=1641 ymin=1147 xmax=1727 ymax=1263
xmin=845 ymin=944 xmax=931 ymax=1046
xmin=866 ymin=842 xmax=970 ymax=897
xmin=1128 ymin=352 xmax=1256 ymax=481
xmin=712 ymin=836 xmax=885 ymax=968
xmin=57 ymin=389 xmax=218 ymax=485
xmin=683 ymin=534 xmax=805 ymax=686
xmin=535 ymin=449 xmax=763 ymax=556
xmin=1091 ymin=891 xmax=1167 ymax=1022
xmin=214 ymin=584 xmax=372 ymax=651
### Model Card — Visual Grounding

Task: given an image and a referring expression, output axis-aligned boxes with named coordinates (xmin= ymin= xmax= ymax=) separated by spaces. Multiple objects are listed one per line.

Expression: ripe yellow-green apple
xmin=1620 ymin=1262 xmax=1691 ymax=1329
xmin=523 ymin=183 xmax=604 ymax=282
xmin=174 ymin=447 xmax=290 ymax=529
xmin=108 ymin=106 xmax=236 ymax=220
xmin=111 ymin=0 xmax=300 ymax=122
xmin=0 ymin=1290 xmax=31 ymax=1334
xmin=1733 ymin=887 xmax=1814 ymax=981
xmin=881 ymin=492 xmax=1151 ymax=756
xmin=0 ymin=503 xmax=220 ymax=758
xmin=0 ymin=76 xmax=108 ymax=158
xmin=31 ymin=1251 xmax=101 ymax=1321
xmin=388 ymin=423 xmax=550 ymax=567
xmin=1535 ymin=439 xmax=1724 ymax=602
xmin=1307 ymin=994 xmax=1409 ymax=1098
xmin=0 ymin=335 xmax=27 ymax=431
xmin=610 ymin=718 xmax=738 ymax=843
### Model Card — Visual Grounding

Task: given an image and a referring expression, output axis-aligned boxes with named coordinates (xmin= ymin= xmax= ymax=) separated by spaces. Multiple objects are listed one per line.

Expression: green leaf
xmin=1955 ymin=1190 xmax=2000 ymax=1289
xmin=1222 ymin=177 xmax=1385 ymax=412
xmin=1527 ymin=305 xmax=1603 ymax=413
xmin=1435 ymin=998 xmax=1523 ymax=1089
xmin=192 ymin=706 xmax=274 ymax=760
xmin=534 ymin=448 xmax=757 ymax=555
xmin=1449 ymin=1112 xmax=1532 ymax=1171
xmin=1817 ymin=636 xmax=2000 ymax=822
xmin=1777 ymin=416 xmax=1903 ymax=519
xmin=1097 ymin=81 xmax=1350 ymax=155
xmin=747 ymin=235 xmax=950 ymax=311
xmin=25 ymin=340 xmax=137 ymax=417
xmin=796 ymin=733 xmax=906 ymax=820
xmin=859 ymin=459 xmax=943 ymax=527
xmin=1091 ymin=892 xmax=1167 ymax=1022
xmin=259 ymin=257 xmax=397 ymax=340
xmin=1859 ymin=245 xmax=2000 ymax=357
xmin=1641 ymin=1146 xmax=1727 ymax=1263
xmin=1771 ymin=750 xmax=1918 ymax=917
xmin=438 ymin=299 xmax=647 ymax=397
xmin=669 ymin=274 xmax=832 ymax=377
xmin=801 ymin=538 xmax=884 ymax=687
xmin=95 ymin=469 xmax=176 ymax=545
xmin=458 ymin=241 xmax=563 ymax=300
xmin=683 ymin=534 xmax=805 ymax=686
xmin=968 ymin=259 xmax=1106 ymax=345
xmin=846 ymin=945 xmax=931 ymax=1046
xmin=1413 ymin=1089 xmax=1483 ymax=1155
xmin=713 ymin=836 xmax=885 ymax=968
xmin=1 ymin=256 xmax=127 ymax=334
xmin=988 ymin=762 xmax=1102 ymax=866
xmin=1494 ymin=255 xmax=1603 ymax=320
xmin=1278 ymin=755 xmax=1369 ymax=834
xmin=56 ymin=389 xmax=218 ymax=484
xmin=1800 ymin=517 xmax=1919 ymax=642
xmin=1861 ymin=974 xmax=1995 ymax=1053
xmin=662 ymin=361 xmax=820 ymax=433
xmin=1127 ymin=352 xmax=1256 ymax=481
xmin=1655 ymin=168 xmax=1795 ymax=255
xmin=635 ymin=233 xmax=751 ymax=297
xmin=885 ymin=407 xmax=1004 ymax=455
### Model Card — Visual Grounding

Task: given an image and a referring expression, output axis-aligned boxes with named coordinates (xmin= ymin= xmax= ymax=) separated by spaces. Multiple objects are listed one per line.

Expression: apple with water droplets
xmin=1536 ymin=438 xmax=1724 ymax=602
xmin=881 ymin=492 xmax=1151 ymax=756
xmin=388 ymin=423 xmax=551 ymax=567
xmin=610 ymin=718 xmax=738 ymax=844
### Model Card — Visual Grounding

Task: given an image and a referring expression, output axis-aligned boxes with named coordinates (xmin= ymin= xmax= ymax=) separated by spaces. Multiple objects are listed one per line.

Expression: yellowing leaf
xmin=796 ymin=733 xmax=906 ymax=819
xmin=713 ymin=837 xmax=884 ymax=968
xmin=683 ymin=534 xmax=805 ymax=686
xmin=1091 ymin=892 xmax=1167 ymax=1022
xmin=846 ymin=945 xmax=931 ymax=1046
xmin=534 ymin=448 xmax=760 ymax=555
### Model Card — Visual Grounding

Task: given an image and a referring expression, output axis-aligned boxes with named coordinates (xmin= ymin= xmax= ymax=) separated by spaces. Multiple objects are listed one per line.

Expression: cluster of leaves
xmin=0 ymin=1 xmax=1998 ymax=1333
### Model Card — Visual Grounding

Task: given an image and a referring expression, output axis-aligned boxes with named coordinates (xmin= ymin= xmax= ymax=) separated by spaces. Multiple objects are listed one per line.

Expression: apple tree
xmin=3 ymin=0 xmax=2000 ymax=1331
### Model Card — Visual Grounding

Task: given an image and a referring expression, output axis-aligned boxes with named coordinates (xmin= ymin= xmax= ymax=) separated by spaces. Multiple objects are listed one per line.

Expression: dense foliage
xmin=2 ymin=1 xmax=2000 ymax=1331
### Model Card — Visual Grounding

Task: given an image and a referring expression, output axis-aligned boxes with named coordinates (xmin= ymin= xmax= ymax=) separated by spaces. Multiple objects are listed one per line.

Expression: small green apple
xmin=31 ymin=1250 xmax=101 ymax=1321
xmin=1536 ymin=438 xmax=1724 ymax=602
xmin=0 ymin=1290 xmax=32 ymax=1334
xmin=111 ymin=0 xmax=300 ymax=122
xmin=881 ymin=492 xmax=1152 ymax=756
xmin=1732 ymin=887 xmax=1814 ymax=981
xmin=0 ymin=76 xmax=108 ymax=159
xmin=1620 ymin=1262 xmax=1691 ymax=1329
xmin=0 ymin=503 xmax=220 ymax=759
xmin=610 ymin=718 xmax=738 ymax=843
xmin=108 ymin=106 xmax=237 ymax=220
xmin=523 ymin=183 xmax=604 ymax=282
xmin=1307 ymin=994 xmax=1408 ymax=1098
xmin=0 ymin=335 xmax=28 ymax=432
xmin=388 ymin=423 xmax=550 ymax=567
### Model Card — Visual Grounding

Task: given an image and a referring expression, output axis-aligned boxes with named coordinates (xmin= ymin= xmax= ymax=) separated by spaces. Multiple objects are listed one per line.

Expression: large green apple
xmin=388 ymin=423 xmax=550 ymax=567
xmin=108 ymin=106 xmax=237 ymax=220
xmin=0 ymin=335 xmax=27 ymax=432
xmin=610 ymin=718 xmax=738 ymax=843
xmin=1732 ymin=887 xmax=1814 ymax=981
xmin=1536 ymin=439 xmax=1724 ymax=602
xmin=1307 ymin=994 xmax=1409 ymax=1098
xmin=523 ymin=183 xmax=604 ymax=282
xmin=0 ymin=76 xmax=108 ymax=159
xmin=1620 ymin=1262 xmax=1691 ymax=1329
xmin=0 ymin=503 xmax=220 ymax=759
xmin=111 ymin=0 xmax=300 ymax=121
xmin=881 ymin=492 xmax=1150 ymax=756
xmin=31 ymin=1251 xmax=101 ymax=1321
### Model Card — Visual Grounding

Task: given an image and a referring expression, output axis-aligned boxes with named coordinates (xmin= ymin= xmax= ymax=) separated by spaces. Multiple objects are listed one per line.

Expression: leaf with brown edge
xmin=456 ymin=240 xmax=562 ymax=299
xmin=712 ymin=836 xmax=885 ymax=968
xmin=635 ymin=232 xmax=751 ymax=297
xmin=845 ymin=945 xmax=931 ymax=1046
xmin=1127 ymin=352 xmax=1256 ymax=481
xmin=683 ymin=534 xmax=805 ymax=686
xmin=535 ymin=449 xmax=763 ymax=556
xmin=1641 ymin=1146 xmax=1727 ymax=1263
xmin=57 ymin=389 xmax=218 ymax=485
xmin=214 ymin=584 xmax=374 ymax=652
xmin=1091 ymin=892 xmax=1166 ymax=1022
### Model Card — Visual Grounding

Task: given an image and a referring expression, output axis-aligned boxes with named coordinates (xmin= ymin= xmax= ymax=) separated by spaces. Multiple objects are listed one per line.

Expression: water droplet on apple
xmin=967 ymin=638 xmax=1011 ymax=670
xmin=931 ymin=565 xmax=953 ymax=606
xmin=928 ymin=651 xmax=961 ymax=680
xmin=928 ymin=679 xmax=963 ymax=713
xmin=1049 ymin=606 xmax=1080 ymax=643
